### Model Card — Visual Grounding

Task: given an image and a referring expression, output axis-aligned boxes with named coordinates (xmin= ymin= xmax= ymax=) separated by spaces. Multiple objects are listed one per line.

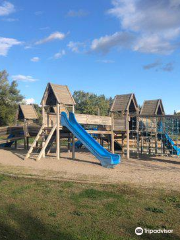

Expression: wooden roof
xmin=18 ymin=105 xmax=38 ymax=120
xmin=140 ymin=99 xmax=165 ymax=115
xmin=41 ymin=83 xmax=76 ymax=106
xmin=110 ymin=93 xmax=139 ymax=113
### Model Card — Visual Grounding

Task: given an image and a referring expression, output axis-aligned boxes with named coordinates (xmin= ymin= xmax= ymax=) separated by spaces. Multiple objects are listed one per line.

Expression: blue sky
xmin=0 ymin=0 xmax=180 ymax=113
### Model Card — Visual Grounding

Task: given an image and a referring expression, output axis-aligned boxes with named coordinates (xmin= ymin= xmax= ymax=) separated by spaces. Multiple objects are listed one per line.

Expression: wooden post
xmin=111 ymin=113 xmax=114 ymax=154
xmin=42 ymin=100 xmax=45 ymax=158
xmin=23 ymin=119 xmax=28 ymax=150
xmin=126 ymin=112 xmax=130 ymax=159
xmin=27 ymin=137 xmax=29 ymax=149
xmin=72 ymin=105 xmax=75 ymax=159
xmin=15 ymin=140 xmax=17 ymax=149
xmin=42 ymin=101 xmax=45 ymax=126
xmin=141 ymin=136 xmax=143 ymax=154
xmin=24 ymin=138 xmax=26 ymax=150
xmin=155 ymin=118 xmax=158 ymax=154
xmin=122 ymin=133 xmax=124 ymax=156
xmin=68 ymin=135 xmax=71 ymax=153
xmin=136 ymin=115 xmax=140 ymax=159
xmin=56 ymin=103 xmax=60 ymax=159
xmin=149 ymin=137 xmax=151 ymax=154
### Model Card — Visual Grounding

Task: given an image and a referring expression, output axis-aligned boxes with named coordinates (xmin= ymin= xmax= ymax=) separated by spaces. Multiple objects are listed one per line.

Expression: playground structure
xmin=24 ymin=83 xmax=120 ymax=168
xmin=127 ymin=99 xmax=180 ymax=157
xmin=0 ymin=104 xmax=39 ymax=149
xmin=0 ymin=83 xmax=180 ymax=166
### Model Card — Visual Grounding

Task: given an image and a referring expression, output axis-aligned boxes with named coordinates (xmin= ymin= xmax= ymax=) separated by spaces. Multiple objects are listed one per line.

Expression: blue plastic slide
xmin=0 ymin=134 xmax=15 ymax=148
xmin=61 ymin=112 xmax=121 ymax=168
xmin=158 ymin=122 xmax=180 ymax=156
xmin=162 ymin=133 xmax=180 ymax=156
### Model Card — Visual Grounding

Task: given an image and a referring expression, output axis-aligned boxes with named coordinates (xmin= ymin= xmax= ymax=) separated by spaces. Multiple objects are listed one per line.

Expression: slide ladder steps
xmin=25 ymin=124 xmax=57 ymax=160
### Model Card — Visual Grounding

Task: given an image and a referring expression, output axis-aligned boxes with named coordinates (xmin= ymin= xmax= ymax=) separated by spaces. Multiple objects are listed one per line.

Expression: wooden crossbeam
xmin=86 ymin=130 xmax=112 ymax=134
xmin=0 ymin=137 xmax=24 ymax=144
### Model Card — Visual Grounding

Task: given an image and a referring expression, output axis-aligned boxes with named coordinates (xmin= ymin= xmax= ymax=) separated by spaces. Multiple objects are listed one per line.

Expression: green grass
xmin=0 ymin=175 xmax=179 ymax=240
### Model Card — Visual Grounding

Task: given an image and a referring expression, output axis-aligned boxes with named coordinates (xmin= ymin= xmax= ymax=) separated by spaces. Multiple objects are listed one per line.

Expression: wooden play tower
xmin=110 ymin=93 xmax=139 ymax=158
xmin=25 ymin=83 xmax=76 ymax=160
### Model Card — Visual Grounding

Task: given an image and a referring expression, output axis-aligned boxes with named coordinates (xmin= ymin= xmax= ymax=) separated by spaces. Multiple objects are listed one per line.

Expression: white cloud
xmin=0 ymin=1 xmax=15 ymax=16
xmin=35 ymin=31 xmax=66 ymax=45
xmin=54 ymin=50 xmax=66 ymax=59
xmin=107 ymin=0 xmax=180 ymax=54
xmin=12 ymin=75 xmax=38 ymax=82
xmin=67 ymin=41 xmax=85 ymax=53
xmin=91 ymin=31 xmax=135 ymax=54
xmin=0 ymin=37 xmax=21 ymax=56
xmin=108 ymin=0 xmax=180 ymax=33
xmin=67 ymin=9 xmax=89 ymax=17
xmin=25 ymin=98 xmax=35 ymax=104
xmin=31 ymin=57 xmax=40 ymax=62
xmin=134 ymin=34 xmax=175 ymax=55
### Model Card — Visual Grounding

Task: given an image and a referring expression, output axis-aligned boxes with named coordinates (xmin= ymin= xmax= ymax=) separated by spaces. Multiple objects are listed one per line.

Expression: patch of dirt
xmin=0 ymin=148 xmax=180 ymax=191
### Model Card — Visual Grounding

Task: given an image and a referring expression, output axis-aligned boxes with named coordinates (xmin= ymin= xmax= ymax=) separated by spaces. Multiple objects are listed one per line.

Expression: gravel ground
xmin=0 ymin=148 xmax=180 ymax=191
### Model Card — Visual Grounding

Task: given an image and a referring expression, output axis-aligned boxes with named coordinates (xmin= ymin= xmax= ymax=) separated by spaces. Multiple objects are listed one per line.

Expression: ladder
xmin=25 ymin=124 xmax=57 ymax=161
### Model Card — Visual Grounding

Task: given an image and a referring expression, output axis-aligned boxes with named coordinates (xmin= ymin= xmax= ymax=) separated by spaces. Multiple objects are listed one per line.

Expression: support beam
xmin=15 ymin=140 xmax=17 ymax=149
xmin=72 ymin=105 xmax=75 ymax=159
xmin=42 ymin=101 xmax=45 ymax=125
xmin=122 ymin=134 xmax=124 ymax=156
xmin=23 ymin=119 xmax=28 ymax=150
xmin=155 ymin=118 xmax=158 ymax=154
xmin=111 ymin=113 xmax=114 ymax=154
xmin=42 ymin=101 xmax=45 ymax=158
xmin=68 ymin=136 xmax=71 ymax=153
xmin=136 ymin=115 xmax=140 ymax=159
xmin=56 ymin=103 xmax=60 ymax=159
xmin=126 ymin=112 xmax=130 ymax=159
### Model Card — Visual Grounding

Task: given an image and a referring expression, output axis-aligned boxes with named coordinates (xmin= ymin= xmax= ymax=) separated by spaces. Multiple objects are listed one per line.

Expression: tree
xmin=0 ymin=70 xmax=24 ymax=126
xmin=73 ymin=90 xmax=112 ymax=116
xmin=33 ymin=104 xmax=42 ymax=124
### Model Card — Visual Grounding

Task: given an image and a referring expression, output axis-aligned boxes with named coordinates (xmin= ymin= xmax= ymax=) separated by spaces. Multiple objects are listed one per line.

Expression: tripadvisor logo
xmin=135 ymin=227 xmax=173 ymax=235
xmin=135 ymin=227 xmax=143 ymax=235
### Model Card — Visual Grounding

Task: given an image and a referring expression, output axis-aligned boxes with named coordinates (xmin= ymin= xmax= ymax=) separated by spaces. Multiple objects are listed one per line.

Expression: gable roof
xmin=41 ymin=83 xmax=76 ymax=106
xmin=140 ymin=99 xmax=165 ymax=115
xmin=110 ymin=93 xmax=139 ymax=113
xmin=18 ymin=105 xmax=38 ymax=120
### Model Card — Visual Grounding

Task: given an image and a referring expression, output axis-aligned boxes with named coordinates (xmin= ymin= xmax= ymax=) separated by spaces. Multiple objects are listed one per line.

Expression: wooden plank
xmin=72 ymin=105 xmax=75 ymax=159
xmin=0 ymin=136 xmax=24 ymax=144
xmin=114 ymin=117 xmax=126 ymax=131
xmin=111 ymin=113 xmax=114 ymax=153
xmin=126 ymin=113 xmax=130 ymax=159
xmin=86 ymin=130 xmax=112 ymax=134
xmin=75 ymin=114 xmax=112 ymax=126
xmin=56 ymin=103 xmax=60 ymax=159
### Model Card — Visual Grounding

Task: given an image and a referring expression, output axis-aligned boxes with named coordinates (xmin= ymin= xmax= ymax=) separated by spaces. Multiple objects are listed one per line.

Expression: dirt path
xmin=0 ymin=148 xmax=180 ymax=191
